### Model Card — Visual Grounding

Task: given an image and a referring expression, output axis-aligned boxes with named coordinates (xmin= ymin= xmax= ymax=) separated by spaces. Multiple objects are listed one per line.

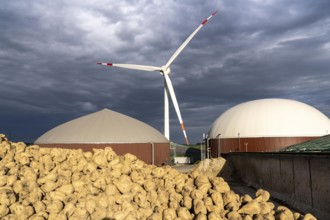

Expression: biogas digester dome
xmin=208 ymin=99 xmax=330 ymax=155
xmin=35 ymin=108 xmax=170 ymax=165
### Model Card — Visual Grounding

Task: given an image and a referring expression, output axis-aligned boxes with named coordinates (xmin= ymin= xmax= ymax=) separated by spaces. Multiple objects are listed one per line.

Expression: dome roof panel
xmin=35 ymin=108 xmax=168 ymax=144
xmin=208 ymin=99 xmax=330 ymax=138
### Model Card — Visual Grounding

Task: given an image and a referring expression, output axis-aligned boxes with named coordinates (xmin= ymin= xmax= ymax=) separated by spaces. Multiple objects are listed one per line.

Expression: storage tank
xmin=208 ymin=98 xmax=330 ymax=156
xmin=35 ymin=108 xmax=170 ymax=165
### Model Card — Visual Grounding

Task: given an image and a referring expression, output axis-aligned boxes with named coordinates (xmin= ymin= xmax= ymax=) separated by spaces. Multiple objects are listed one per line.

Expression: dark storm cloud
xmin=1 ymin=0 xmax=329 ymax=143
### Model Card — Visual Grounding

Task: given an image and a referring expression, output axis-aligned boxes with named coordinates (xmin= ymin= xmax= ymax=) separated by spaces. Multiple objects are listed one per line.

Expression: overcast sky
xmin=1 ymin=0 xmax=329 ymax=144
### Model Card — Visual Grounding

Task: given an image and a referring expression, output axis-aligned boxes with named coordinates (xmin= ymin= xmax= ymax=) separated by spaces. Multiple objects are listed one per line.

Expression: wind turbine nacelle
xmin=160 ymin=66 xmax=171 ymax=75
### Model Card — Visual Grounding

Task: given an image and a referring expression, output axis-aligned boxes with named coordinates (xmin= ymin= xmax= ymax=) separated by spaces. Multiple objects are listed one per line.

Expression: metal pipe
xmin=238 ymin=132 xmax=240 ymax=152
xmin=150 ymin=142 xmax=155 ymax=165
xmin=206 ymin=138 xmax=211 ymax=159
xmin=216 ymin=133 xmax=221 ymax=157
xmin=202 ymin=133 xmax=206 ymax=161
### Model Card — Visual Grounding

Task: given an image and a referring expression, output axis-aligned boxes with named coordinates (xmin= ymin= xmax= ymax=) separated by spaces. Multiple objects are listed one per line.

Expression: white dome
xmin=208 ymin=99 xmax=330 ymax=138
xmin=35 ymin=108 xmax=168 ymax=144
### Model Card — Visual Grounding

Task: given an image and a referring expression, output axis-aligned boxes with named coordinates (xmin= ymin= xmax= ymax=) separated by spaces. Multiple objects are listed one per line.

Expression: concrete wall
xmin=225 ymin=153 xmax=330 ymax=220
xmin=174 ymin=157 xmax=191 ymax=164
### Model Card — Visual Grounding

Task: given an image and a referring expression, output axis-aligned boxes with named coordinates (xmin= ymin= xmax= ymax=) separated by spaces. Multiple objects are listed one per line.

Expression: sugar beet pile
xmin=0 ymin=134 xmax=317 ymax=220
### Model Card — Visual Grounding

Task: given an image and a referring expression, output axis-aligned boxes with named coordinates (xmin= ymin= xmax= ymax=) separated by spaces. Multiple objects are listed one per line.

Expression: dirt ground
xmin=172 ymin=164 xmax=258 ymax=197
xmin=171 ymin=164 xmax=197 ymax=173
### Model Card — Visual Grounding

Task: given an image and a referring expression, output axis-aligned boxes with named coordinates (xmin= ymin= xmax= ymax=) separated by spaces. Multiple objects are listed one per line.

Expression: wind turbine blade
xmin=165 ymin=11 xmax=217 ymax=68
xmin=97 ymin=63 xmax=162 ymax=72
xmin=164 ymin=74 xmax=190 ymax=145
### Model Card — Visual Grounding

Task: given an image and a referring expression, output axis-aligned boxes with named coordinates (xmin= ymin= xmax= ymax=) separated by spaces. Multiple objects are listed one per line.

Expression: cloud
xmin=0 ymin=0 xmax=329 ymax=144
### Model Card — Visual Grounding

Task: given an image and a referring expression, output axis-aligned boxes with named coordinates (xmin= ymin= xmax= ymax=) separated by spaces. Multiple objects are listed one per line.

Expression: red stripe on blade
xmin=185 ymin=137 xmax=190 ymax=145
xmin=181 ymin=123 xmax=185 ymax=131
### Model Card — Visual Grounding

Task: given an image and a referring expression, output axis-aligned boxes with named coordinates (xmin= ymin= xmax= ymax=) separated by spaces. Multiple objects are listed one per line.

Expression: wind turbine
xmin=97 ymin=11 xmax=217 ymax=145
